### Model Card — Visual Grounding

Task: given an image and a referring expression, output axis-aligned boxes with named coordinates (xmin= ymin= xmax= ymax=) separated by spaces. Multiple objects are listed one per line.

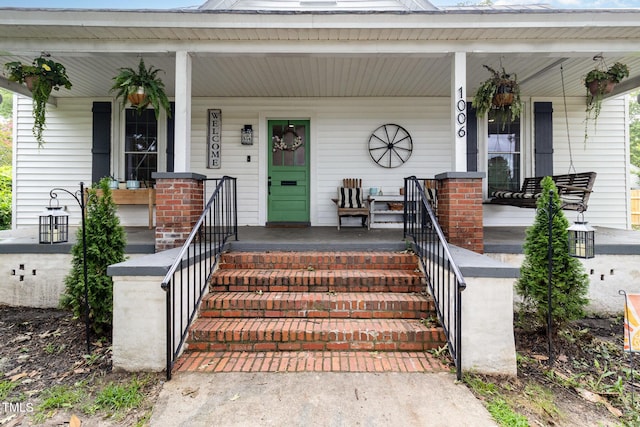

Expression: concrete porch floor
xmin=2 ymin=225 xmax=639 ymax=255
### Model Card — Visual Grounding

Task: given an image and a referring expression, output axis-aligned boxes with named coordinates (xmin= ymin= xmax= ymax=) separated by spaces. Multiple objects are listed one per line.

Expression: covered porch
xmin=1 ymin=4 xmax=640 ymax=233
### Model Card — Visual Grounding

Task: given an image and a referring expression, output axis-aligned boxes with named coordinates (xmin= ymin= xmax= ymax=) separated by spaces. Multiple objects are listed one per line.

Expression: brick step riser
xmin=188 ymin=331 xmax=446 ymax=353
xmin=218 ymin=253 xmax=419 ymax=271
xmin=187 ymin=341 xmax=443 ymax=352
xmin=199 ymin=309 xmax=432 ymax=319
xmin=209 ymin=284 xmax=424 ymax=293
xmin=199 ymin=298 xmax=435 ymax=319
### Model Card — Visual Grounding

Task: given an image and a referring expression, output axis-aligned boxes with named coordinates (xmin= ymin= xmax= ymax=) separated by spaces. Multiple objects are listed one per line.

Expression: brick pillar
xmin=435 ymin=172 xmax=485 ymax=254
xmin=152 ymin=172 xmax=206 ymax=252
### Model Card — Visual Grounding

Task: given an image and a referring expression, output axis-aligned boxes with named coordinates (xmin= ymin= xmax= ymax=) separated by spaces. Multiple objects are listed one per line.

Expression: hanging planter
xmin=472 ymin=64 xmax=522 ymax=122
xmin=3 ymin=55 xmax=72 ymax=147
xmin=110 ymin=58 xmax=171 ymax=119
xmin=127 ymin=86 xmax=148 ymax=107
xmin=584 ymin=60 xmax=629 ymax=123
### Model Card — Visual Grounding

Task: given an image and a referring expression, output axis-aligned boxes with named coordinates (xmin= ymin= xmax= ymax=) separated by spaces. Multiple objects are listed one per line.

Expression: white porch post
xmin=174 ymin=51 xmax=192 ymax=172
xmin=452 ymin=52 xmax=467 ymax=172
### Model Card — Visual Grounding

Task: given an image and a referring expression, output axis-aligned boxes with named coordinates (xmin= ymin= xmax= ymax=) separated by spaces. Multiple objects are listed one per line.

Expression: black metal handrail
xmin=403 ymin=176 xmax=466 ymax=380
xmin=161 ymin=176 xmax=237 ymax=380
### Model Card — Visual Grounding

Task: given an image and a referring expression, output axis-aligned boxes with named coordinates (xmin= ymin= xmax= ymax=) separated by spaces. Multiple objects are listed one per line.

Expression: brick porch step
xmin=218 ymin=251 xmax=420 ymax=271
xmin=178 ymin=250 xmax=445 ymax=374
xmin=199 ymin=291 xmax=434 ymax=319
xmin=209 ymin=269 xmax=424 ymax=293
xmin=174 ymin=351 xmax=450 ymax=373
xmin=187 ymin=318 xmax=446 ymax=352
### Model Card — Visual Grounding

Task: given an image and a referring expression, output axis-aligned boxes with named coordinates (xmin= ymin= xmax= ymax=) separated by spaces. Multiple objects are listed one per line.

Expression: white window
xmin=487 ymin=111 xmax=521 ymax=195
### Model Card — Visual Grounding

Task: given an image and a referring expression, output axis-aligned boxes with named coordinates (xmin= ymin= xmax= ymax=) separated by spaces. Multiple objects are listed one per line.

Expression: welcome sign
xmin=207 ymin=109 xmax=221 ymax=169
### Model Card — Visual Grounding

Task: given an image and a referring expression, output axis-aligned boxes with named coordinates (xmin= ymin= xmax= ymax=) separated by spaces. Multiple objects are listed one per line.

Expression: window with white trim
xmin=487 ymin=111 xmax=521 ymax=195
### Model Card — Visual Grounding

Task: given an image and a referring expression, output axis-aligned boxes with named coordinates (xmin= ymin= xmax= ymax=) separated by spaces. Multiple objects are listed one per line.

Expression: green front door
xmin=267 ymin=120 xmax=310 ymax=225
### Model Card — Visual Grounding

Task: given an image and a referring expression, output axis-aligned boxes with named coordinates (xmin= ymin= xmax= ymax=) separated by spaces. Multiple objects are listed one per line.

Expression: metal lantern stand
xmin=49 ymin=182 xmax=91 ymax=354
xmin=542 ymin=191 xmax=595 ymax=366
xmin=568 ymin=214 xmax=595 ymax=259
xmin=39 ymin=200 xmax=69 ymax=244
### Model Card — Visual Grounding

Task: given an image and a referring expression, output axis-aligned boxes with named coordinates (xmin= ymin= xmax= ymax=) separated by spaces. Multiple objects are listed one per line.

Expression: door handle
xmin=268 ymin=176 xmax=272 ymax=195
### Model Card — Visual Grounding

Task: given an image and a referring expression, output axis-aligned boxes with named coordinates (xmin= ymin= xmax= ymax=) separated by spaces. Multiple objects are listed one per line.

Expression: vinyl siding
xmin=13 ymin=95 xmax=630 ymax=229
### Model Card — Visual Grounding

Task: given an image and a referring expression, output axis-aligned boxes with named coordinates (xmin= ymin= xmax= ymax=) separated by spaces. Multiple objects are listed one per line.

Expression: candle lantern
xmin=39 ymin=200 xmax=69 ymax=244
xmin=567 ymin=216 xmax=595 ymax=259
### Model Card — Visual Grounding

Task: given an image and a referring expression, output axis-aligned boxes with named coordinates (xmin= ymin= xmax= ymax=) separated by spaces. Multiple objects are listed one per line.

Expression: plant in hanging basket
xmin=110 ymin=58 xmax=171 ymax=119
xmin=3 ymin=55 xmax=72 ymax=146
xmin=472 ymin=65 xmax=522 ymax=122
xmin=584 ymin=61 xmax=629 ymax=123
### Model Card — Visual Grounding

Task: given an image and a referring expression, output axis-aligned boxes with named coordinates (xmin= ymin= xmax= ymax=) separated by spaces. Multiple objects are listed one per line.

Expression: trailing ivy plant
xmin=60 ymin=177 xmax=126 ymax=337
xmin=516 ymin=176 xmax=589 ymax=330
xmin=4 ymin=55 xmax=72 ymax=146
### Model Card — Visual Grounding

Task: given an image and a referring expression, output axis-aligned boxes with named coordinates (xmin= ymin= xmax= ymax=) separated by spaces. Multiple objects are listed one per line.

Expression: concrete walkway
xmin=149 ymin=372 xmax=497 ymax=427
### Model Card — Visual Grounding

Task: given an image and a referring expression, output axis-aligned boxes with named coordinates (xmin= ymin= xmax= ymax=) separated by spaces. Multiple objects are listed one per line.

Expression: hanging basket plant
xmin=110 ymin=58 xmax=171 ymax=119
xmin=472 ymin=64 xmax=522 ymax=122
xmin=3 ymin=55 xmax=72 ymax=146
xmin=584 ymin=60 xmax=629 ymax=124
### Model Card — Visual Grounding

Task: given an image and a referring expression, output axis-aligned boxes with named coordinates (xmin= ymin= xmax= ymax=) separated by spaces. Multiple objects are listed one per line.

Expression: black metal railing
xmin=403 ymin=176 xmax=466 ymax=380
xmin=161 ymin=176 xmax=237 ymax=380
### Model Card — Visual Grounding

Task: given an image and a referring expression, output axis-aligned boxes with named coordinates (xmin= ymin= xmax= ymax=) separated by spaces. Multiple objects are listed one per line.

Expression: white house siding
xmin=13 ymin=96 xmax=93 ymax=228
xmin=483 ymin=96 xmax=630 ymax=229
xmin=185 ymin=97 xmax=452 ymax=227
xmin=13 ymin=95 xmax=630 ymax=230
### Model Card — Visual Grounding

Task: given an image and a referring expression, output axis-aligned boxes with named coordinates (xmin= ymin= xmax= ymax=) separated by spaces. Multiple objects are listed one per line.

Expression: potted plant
xmin=472 ymin=64 xmax=522 ymax=122
xmin=584 ymin=61 xmax=629 ymax=123
xmin=110 ymin=58 xmax=171 ymax=119
xmin=4 ymin=55 xmax=72 ymax=146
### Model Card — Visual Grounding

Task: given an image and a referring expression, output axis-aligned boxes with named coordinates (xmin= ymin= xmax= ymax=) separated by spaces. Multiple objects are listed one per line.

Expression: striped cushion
xmin=492 ymin=191 xmax=540 ymax=200
xmin=338 ymin=187 xmax=364 ymax=208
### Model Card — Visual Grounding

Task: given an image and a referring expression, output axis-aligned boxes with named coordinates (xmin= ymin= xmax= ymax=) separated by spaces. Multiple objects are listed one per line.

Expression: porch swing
xmin=489 ymin=64 xmax=597 ymax=212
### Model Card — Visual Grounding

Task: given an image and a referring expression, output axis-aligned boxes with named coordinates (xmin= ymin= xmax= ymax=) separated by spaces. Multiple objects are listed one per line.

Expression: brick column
xmin=152 ymin=172 xmax=206 ymax=252
xmin=435 ymin=172 xmax=485 ymax=254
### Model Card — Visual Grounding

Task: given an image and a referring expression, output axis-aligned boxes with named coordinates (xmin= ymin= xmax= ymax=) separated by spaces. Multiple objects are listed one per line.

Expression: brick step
xmin=187 ymin=318 xmax=446 ymax=352
xmin=218 ymin=251 xmax=419 ymax=271
xmin=209 ymin=269 xmax=425 ymax=293
xmin=199 ymin=292 xmax=435 ymax=319
xmin=174 ymin=350 xmax=450 ymax=373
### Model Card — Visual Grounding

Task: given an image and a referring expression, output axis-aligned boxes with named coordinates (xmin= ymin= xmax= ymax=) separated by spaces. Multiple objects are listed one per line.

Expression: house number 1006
xmin=456 ymin=87 xmax=466 ymax=138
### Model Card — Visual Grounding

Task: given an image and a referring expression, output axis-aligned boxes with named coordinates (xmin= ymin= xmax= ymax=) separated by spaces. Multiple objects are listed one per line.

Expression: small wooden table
xmin=91 ymin=188 xmax=156 ymax=229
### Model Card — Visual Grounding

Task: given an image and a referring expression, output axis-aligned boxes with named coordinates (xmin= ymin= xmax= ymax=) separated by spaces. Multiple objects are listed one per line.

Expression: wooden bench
xmin=90 ymin=188 xmax=156 ymax=229
xmin=490 ymin=172 xmax=596 ymax=212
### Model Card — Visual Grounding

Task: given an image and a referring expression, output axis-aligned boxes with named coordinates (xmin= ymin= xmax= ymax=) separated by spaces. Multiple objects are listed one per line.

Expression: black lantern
xmin=39 ymin=200 xmax=69 ymax=244
xmin=567 ymin=215 xmax=595 ymax=259
xmin=241 ymin=124 xmax=253 ymax=145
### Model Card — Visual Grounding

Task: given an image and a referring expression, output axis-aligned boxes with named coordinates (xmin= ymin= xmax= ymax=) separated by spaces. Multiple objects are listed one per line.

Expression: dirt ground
xmin=0 ymin=306 xmax=163 ymax=426
xmin=0 ymin=305 xmax=635 ymax=426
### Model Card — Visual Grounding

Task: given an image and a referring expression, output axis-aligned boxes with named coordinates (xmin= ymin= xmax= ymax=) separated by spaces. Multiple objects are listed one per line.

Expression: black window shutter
xmin=91 ymin=102 xmax=111 ymax=184
xmin=466 ymin=102 xmax=478 ymax=172
xmin=534 ymin=102 xmax=553 ymax=177
xmin=166 ymin=102 xmax=175 ymax=172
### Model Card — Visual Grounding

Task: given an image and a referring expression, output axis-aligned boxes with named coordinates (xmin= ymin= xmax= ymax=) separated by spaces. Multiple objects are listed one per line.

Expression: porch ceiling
xmin=1 ymin=8 xmax=640 ymax=100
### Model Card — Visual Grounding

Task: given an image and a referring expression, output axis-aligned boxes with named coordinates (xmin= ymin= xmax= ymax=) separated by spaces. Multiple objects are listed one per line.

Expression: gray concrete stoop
xmin=149 ymin=372 xmax=497 ymax=427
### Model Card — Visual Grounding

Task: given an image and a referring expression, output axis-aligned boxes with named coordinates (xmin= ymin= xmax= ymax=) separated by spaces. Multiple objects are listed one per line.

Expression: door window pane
xmin=124 ymin=109 xmax=157 ymax=186
xmin=272 ymin=123 xmax=306 ymax=167
xmin=487 ymin=112 xmax=520 ymax=195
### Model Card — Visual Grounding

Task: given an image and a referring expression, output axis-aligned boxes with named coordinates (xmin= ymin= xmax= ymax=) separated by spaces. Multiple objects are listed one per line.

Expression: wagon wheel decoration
xmin=368 ymin=124 xmax=413 ymax=168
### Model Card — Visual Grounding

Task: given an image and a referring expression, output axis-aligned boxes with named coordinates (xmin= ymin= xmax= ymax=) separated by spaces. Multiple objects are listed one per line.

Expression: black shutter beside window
xmin=466 ymin=102 xmax=478 ymax=172
xmin=166 ymin=102 xmax=175 ymax=172
xmin=534 ymin=102 xmax=553 ymax=177
xmin=92 ymin=102 xmax=112 ymax=184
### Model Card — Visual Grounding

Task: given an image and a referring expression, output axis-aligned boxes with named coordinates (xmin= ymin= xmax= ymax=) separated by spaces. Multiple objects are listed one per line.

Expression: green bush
xmin=0 ymin=167 xmax=11 ymax=230
xmin=60 ymin=178 xmax=126 ymax=337
xmin=516 ymin=176 xmax=589 ymax=329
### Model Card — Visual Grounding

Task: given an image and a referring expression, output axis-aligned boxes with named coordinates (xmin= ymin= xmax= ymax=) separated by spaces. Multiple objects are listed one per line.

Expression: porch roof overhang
xmin=1 ymin=7 xmax=640 ymax=101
